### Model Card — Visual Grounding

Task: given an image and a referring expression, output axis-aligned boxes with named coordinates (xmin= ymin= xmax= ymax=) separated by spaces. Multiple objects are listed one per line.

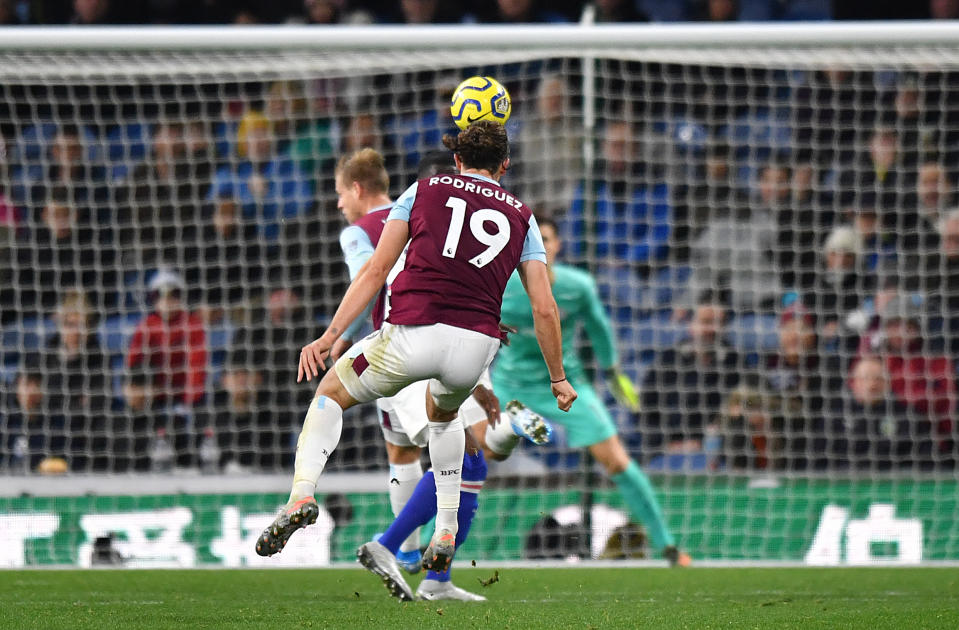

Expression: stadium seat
xmin=781 ymin=0 xmax=831 ymax=20
xmin=723 ymin=107 xmax=792 ymax=161
xmin=638 ymin=0 xmax=687 ymax=21
xmin=98 ymin=313 xmax=144 ymax=356
xmin=16 ymin=122 xmax=100 ymax=161
xmin=725 ymin=312 xmax=780 ymax=354
xmin=1 ymin=317 xmax=55 ymax=355
xmin=642 ymin=265 xmax=692 ymax=310
xmin=738 ymin=0 xmax=775 ymax=21
xmin=213 ymin=119 xmax=239 ymax=161
xmin=105 ymin=122 xmax=152 ymax=180
xmin=645 ymin=452 xmax=709 ymax=472
xmin=15 ymin=122 xmax=59 ymax=162
xmin=0 ymin=317 xmax=56 ymax=383
xmin=206 ymin=319 xmax=236 ymax=384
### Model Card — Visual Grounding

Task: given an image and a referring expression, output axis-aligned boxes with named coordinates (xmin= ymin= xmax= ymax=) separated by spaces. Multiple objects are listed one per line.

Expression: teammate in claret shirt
xmin=325 ymin=148 xmax=552 ymax=601
xmin=256 ymin=121 xmax=576 ymax=577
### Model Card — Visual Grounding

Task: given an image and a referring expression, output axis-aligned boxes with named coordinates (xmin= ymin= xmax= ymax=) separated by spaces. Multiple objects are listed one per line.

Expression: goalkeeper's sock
xmin=428 ymin=418 xmax=464 ymax=534
xmin=289 ymin=396 xmax=343 ymax=503
xmin=610 ymin=460 xmax=675 ymax=551
xmin=484 ymin=412 xmax=520 ymax=456
xmin=388 ymin=461 xmax=424 ymax=554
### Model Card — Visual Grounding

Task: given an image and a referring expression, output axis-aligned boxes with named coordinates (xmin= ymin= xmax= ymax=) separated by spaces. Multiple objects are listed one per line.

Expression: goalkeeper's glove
xmin=605 ymin=368 xmax=640 ymax=412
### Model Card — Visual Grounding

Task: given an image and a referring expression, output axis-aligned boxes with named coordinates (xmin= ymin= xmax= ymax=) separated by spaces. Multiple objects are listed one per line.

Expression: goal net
xmin=1 ymin=23 xmax=958 ymax=567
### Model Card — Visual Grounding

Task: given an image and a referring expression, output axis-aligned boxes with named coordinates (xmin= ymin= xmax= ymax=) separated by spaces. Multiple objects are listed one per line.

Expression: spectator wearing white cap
xmin=803 ymin=225 xmax=875 ymax=352
xmin=126 ymin=269 xmax=208 ymax=407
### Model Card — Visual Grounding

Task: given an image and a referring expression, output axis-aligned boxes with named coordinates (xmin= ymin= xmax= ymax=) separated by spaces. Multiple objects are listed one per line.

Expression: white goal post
xmin=1 ymin=22 xmax=959 ymax=568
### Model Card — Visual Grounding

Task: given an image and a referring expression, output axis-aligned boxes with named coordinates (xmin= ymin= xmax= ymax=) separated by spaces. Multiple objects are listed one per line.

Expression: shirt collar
xmin=462 ymin=172 xmax=501 ymax=187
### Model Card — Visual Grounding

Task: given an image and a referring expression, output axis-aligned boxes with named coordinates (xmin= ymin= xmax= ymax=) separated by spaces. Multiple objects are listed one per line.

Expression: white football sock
xmin=484 ymin=412 xmax=520 ymax=457
xmin=289 ymin=395 xmax=343 ymax=502
xmin=428 ymin=417 xmax=464 ymax=534
xmin=388 ymin=460 xmax=423 ymax=553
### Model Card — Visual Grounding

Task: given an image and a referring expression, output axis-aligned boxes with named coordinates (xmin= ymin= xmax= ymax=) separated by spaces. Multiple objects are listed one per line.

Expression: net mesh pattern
xmin=1 ymin=38 xmax=958 ymax=564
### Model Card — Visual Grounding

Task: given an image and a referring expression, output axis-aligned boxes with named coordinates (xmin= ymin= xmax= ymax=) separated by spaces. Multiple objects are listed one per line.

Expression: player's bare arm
xmin=470 ymin=383 xmax=501 ymax=428
xmin=518 ymin=259 xmax=577 ymax=411
xmin=298 ymin=219 xmax=410 ymax=381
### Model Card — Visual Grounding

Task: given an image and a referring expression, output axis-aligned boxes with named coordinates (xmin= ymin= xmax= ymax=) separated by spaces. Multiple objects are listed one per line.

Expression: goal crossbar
xmin=0 ymin=21 xmax=958 ymax=52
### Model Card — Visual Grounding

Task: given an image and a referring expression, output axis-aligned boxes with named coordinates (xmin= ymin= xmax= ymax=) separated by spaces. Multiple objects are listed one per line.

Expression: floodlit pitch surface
xmin=1 ymin=567 xmax=957 ymax=629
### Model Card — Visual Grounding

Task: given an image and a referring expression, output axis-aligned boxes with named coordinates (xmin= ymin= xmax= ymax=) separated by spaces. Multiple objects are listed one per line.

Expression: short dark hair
xmin=57 ymin=123 xmax=81 ymax=140
xmin=761 ymin=156 xmax=791 ymax=177
xmin=18 ymin=353 xmax=44 ymax=384
xmin=706 ymin=140 xmax=732 ymax=161
xmin=536 ymin=215 xmax=558 ymax=234
xmin=124 ymin=366 xmax=152 ymax=387
xmin=697 ymin=288 xmax=731 ymax=312
xmin=442 ymin=120 xmax=509 ymax=174
xmin=226 ymin=347 xmax=258 ymax=372
xmin=417 ymin=151 xmax=457 ymax=179
xmin=45 ymin=184 xmax=72 ymax=207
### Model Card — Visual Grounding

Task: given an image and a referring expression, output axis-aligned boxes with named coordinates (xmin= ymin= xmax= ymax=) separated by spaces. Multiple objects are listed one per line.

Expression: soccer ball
xmin=450 ymin=76 xmax=511 ymax=130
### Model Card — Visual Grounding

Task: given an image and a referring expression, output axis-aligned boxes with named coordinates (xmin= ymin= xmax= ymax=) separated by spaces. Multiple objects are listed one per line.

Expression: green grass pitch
xmin=2 ymin=567 xmax=957 ymax=629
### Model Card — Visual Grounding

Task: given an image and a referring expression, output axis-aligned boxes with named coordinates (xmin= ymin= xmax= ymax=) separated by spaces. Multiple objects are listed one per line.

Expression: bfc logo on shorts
xmin=438 ymin=468 xmax=461 ymax=476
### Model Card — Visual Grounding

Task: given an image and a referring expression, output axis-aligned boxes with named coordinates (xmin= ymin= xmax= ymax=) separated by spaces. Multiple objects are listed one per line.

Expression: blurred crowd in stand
xmin=0 ymin=0 xmax=956 ymax=27
xmin=1 ymin=1 xmax=958 ymax=475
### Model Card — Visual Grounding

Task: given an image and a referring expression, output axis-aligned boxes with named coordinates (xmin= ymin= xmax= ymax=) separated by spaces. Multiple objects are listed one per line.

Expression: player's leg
xmin=363 ymin=444 xmax=487 ymax=601
xmin=497 ymin=380 xmax=689 ymax=566
xmin=570 ymin=385 xmax=689 ymax=566
xmin=457 ymin=372 xmax=553 ymax=461
xmin=416 ymin=442 xmax=487 ymax=602
xmin=472 ymin=399 xmax=553 ymax=461
xmin=587 ymin=434 xmax=688 ymax=565
xmin=421 ymin=386 xmax=464 ymax=572
xmin=258 ymin=327 xmax=414 ymax=557
xmin=383 ymin=440 xmax=424 ymax=570
xmin=256 ymin=366 xmax=359 ymax=556
xmin=418 ymin=325 xmax=500 ymax=572
xmin=376 ymin=393 xmax=427 ymax=571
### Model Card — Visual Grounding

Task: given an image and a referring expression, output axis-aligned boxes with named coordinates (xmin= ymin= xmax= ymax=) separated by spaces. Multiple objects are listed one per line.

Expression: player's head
xmin=442 ymin=120 xmax=510 ymax=179
xmin=537 ymin=216 xmax=561 ymax=266
xmin=335 ymin=148 xmax=390 ymax=223
xmin=416 ymin=150 xmax=457 ymax=179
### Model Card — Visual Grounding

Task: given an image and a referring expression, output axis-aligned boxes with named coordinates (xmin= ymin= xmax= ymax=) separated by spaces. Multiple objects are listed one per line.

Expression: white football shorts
xmin=375 ymin=369 xmax=495 ymax=447
xmin=334 ymin=322 xmax=500 ymax=437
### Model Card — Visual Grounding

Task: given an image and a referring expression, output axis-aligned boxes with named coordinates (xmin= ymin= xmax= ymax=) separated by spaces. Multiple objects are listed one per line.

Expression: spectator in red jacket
xmin=857 ymin=294 xmax=956 ymax=426
xmin=127 ymin=270 xmax=207 ymax=406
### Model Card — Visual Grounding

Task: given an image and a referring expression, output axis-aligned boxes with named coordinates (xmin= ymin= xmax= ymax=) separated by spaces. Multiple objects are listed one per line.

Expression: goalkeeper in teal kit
xmin=494 ymin=217 xmax=690 ymax=566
